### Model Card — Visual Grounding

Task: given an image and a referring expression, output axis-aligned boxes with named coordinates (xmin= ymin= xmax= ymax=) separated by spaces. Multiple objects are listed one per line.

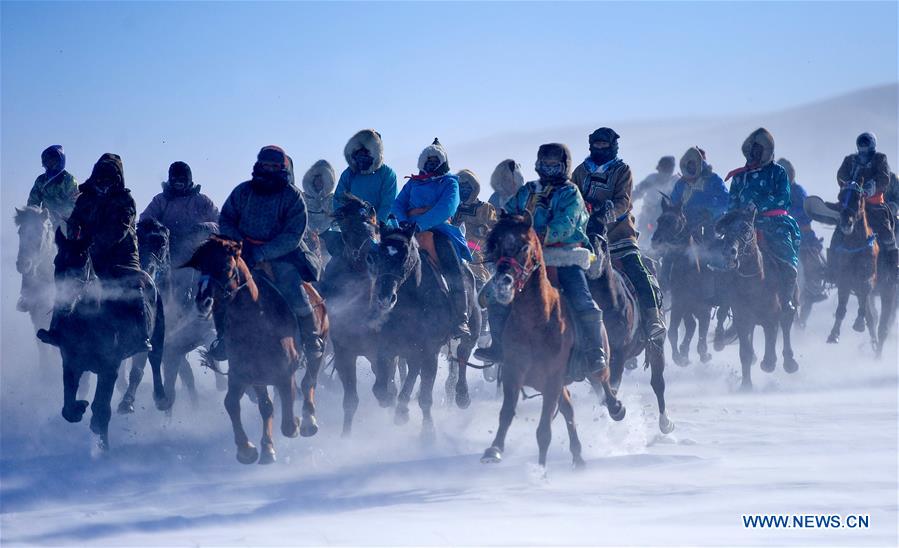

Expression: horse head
xmin=838 ymin=182 xmax=866 ymax=236
xmin=713 ymin=205 xmax=758 ymax=271
xmin=368 ymin=219 xmax=419 ymax=320
xmin=182 ymin=235 xmax=246 ymax=317
xmin=332 ymin=193 xmax=379 ymax=262
xmin=652 ymin=193 xmax=687 ymax=249
xmin=485 ymin=210 xmax=543 ymax=305
xmin=14 ymin=206 xmax=53 ymax=275
xmin=137 ymin=218 xmax=171 ymax=283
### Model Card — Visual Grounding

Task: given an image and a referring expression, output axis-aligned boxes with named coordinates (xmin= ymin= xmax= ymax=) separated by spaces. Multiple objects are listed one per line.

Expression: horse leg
xmin=395 ymin=356 xmax=421 ymax=426
xmin=609 ymin=355 xmax=624 ymax=394
xmin=89 ymin=371 xmax=117 ymax=452
xmin=417 ymin=352 xmax=439 ymax=441
xmin=876 ymin=279 xmax=896 ymax=358
xmin=61 ymin=365 xmax=88 ymax=423
xmin=334 ymin=347 xmax=359 ymax=437
xmin=444 ymin=357 xmax=459 ymax=406
xmin=160 ymin=351 xmax=180 ymax=412
xmin=679 ymin=312 xmax=696 ymax=365
xmin=117 ymin=356 xmax=144 ymax=414
xmin=781 ymin=304 xmax=799 ymax=374
xmin=178 ymin=359 xmax=199 ymax=408
xmin=647 ymin=343 xmax=674 ymax=433
xmin=277 ymin=374 xmax=300 ymax=438
xmin=828 ymin=284 xmax=849 ymax=343
xmin=760 ymin=320 xmax=778 ymax=373
xmin=557 ymin=388 xmax=584 ymax=469
xmin=253 ymin=385 xmax=276 ymax=464
xmin=536 ymin=382 xmax=562 ymax=468
xmin=116 ymin=360 xmax=128 ymax=393
xmin=481 ymin=368 xmax=521 ymax=463
xmin=454 ymin=337 xmax=475 ymax=409
xmin=224 ymin=380 xmax=257 ymax=464
xmin=853 ymin=288 xmax=869 ymax=333
xmin=738 ymin=327 xmax=754 ymax=391
xmin=372 ymin=353 xmax=398 ymax=408
xmin=300 ymin=350 xmax=323 ymax=438
xmin=697 ymin=307 xmax=712 ymax=363
xmin=76 ymin=371 xmax=92 ymax=401
xmin=668 ymin=305 xmax=683 ymax=364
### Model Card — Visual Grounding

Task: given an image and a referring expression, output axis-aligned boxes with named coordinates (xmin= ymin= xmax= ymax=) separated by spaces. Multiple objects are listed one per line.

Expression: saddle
xmin=415 ymin=230 xmax=476 ymax=297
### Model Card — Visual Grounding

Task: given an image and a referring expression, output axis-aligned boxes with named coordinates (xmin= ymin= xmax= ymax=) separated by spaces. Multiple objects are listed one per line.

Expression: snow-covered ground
xmin=1 ymin=272 xmax=896 ymax=546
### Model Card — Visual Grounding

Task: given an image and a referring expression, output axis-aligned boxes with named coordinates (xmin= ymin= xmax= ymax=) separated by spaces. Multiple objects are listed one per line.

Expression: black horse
xmin=51 ymin=228 xmax=166 ymax=450
xmin=587 ymin=210 xmax=673 ymax=433
xmin=367 ymin=221 xmax=480 ymax=440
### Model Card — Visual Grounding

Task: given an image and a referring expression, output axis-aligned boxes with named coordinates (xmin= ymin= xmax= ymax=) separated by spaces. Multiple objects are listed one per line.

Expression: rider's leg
xmin=618 ymin=250 xmax=666 ymax=342
xmin=557 ymin=265 xmax=608 ymax=373
xmin=115 ymin=277 xmax=153 ymax=359
xmin=270 ymin=262 xmax=322 ymax=359
xmin=473 ymin=301 xmax=509 ymax=362
xmin=434 ymin=231 xmax=470 ymax=337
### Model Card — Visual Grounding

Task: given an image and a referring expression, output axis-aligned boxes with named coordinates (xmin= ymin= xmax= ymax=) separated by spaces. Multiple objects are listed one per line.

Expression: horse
xmin=480 ymin=213 xmax=624 ymax=468
xmin=588 ymin=210 xmax=673 ymax=434
xmin=651 ymin=197 xmax=714 ymax=365
xmin=14 ymin=206 xmax=56 ymax=368
xmin=50 ymin=228 xmax=166 ymax=451
xmin=365 ymin=220 xmax=480 ymax=440
xmin=826 ymin=183 xmax=880 ymax=347
xmin=185 ymin=235 xmax=328 ymax=464
xmin=713 ymin=205 xmax=799 ymax=390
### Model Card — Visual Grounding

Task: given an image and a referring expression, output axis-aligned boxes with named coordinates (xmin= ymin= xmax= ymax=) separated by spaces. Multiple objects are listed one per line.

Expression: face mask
xmin=590 ymin=144 xmax=616 ymax=165
xmin=312 ymin=175 xmax=324 ymax=193
xmin=749 ymin=143 xmax=764 ymax=164
xmin=857 ymin=145 xmax=873 ymax=159
xmin=169 ymin=176 xmax=190 ymax=192
xmin=353 ymin=149 xmax=374 ymax=172
xmin=536 ymin=160 xmax=565 ymax=179
xmin=423 ymin=156 xmax=441 ymax=174
xmin=459 ymin=183 xmax=474 ymax=202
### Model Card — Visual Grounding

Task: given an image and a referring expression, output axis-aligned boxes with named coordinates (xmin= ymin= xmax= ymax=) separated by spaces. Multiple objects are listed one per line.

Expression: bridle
xmin=495 ymin=249 xmax=540 ymax=293
xmin=198 ymin=263 xmax=248 ymax=302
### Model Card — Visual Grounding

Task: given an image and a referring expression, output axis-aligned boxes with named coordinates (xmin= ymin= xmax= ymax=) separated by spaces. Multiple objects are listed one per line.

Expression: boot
xmin=474 ymin=303 xmax=509 ymax=363
xmin=449 ymin=282 xmax=471 ymax=338
xmin=642 ymin=307 xmax=667 ymax=343
xmin=207 ymin=336 xmax=228 ymax=361
xmin=576 ymin=308 xmax=608 ymax=374
xmin=297 ymin=312 xmax=324 ymax=360
xmin=36 ymin=306 xmax=66 ymax=347
xmin=118 ymin=289 xmax=152 ymax=359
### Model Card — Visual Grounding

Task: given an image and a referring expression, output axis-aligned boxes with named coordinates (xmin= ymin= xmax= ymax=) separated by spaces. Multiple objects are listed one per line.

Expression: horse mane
xmin=188 ymin=235 xmax=259 ymax=301
xmin=14 ymin=205 xmax=49 ymax=226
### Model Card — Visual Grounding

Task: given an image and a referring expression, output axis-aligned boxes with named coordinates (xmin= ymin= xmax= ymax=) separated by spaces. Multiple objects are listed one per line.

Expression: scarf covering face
xmin=41 ymin=145 xmax=66 ymax=180
xmin=251 ymin=145 xmax=292 ymax=194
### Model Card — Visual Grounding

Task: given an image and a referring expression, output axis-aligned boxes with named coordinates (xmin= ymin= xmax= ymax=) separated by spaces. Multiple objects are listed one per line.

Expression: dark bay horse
xmin=366 ymin=221 xmax=480 ymax=440
xmin=588 ymin=211 xmax=673 ymax=434
xmin=713 ymin=206 xmax=799 ymax=390
xmin=186 ymin=235 xmax=328 ymax=464
xmin=14 ymin=206 xmax=56 ymax=368
xmin=651 ymin=197 xmax=714 ymax=365
xmin=480 ymin=213 xmax=623 ymax=468
xmin=50 ymin=228 xmax=166 ymax=451
xmin=827 ymin=183 xmax=879 ymax=347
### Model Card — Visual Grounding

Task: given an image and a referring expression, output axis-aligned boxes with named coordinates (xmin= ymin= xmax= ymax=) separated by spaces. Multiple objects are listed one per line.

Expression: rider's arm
xmin=391 ymin=181 xmax=411 ymax=223
xmin=874 ymin=155 xmax=891 ymax=194
xmin=94 ymin=195 xmax=136 ymax=248
xmin=218 ymin=188 xmax=244 ymax=242
xmin=409 ymin=178 xmax=459 ymax=232
xmin=709 ymin=175 xmax=730 ymax=217
xmin=257 ymin=194 xmax=306 ymax=261
xmin=376 ymin=166 xmax=398 ymax=222
xmin=139 ymin=194 xmax=165 ymax=223
xmin=332 ymin=169 xmax=351 ymax=212
xmin=26 ymin=176 xmax=44 ymax=208
xmin=836 ymin=155 xmax=853 ymax=186
xmin=609 ymin=164 xmax=633 ymax=219
xmin=544 ymin=185 xmax=583 ymax=246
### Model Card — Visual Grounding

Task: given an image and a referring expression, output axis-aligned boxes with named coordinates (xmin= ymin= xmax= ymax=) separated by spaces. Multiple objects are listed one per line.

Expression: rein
xmin=199 ymin=266 xmax=249 ymax=302
xmin=833 ymin=234 xmax=877 ymax=254
xmin=495 ymin=253 xmax=539 ymax=292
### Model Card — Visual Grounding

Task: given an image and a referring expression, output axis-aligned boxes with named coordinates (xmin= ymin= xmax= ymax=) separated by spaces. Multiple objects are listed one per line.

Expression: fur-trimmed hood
xmin=302 ymin=159 xmax=336 ymax=197
xmin=344 ymin=129 xmax=384 ymax=175
xmin=417 ymin=139 xmax=449 ymax=173
xmin=490 ymin=159 xmax=525 ymax=196
xmin=680 ymin=147 xmax=707 ymax=180
xmin=456 ymin=169 xmax=480 ymax=204
xmin=741 ymin=127 xmax=775 ymax=166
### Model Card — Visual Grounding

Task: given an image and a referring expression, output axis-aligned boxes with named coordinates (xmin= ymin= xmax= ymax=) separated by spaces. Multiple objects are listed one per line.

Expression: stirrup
xmin=474 ymin=345 xmax=502 ymax=363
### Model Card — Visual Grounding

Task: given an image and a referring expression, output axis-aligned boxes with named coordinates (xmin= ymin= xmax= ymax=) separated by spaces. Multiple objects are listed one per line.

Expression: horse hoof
xmin=659 ymin=412 xmax=675 ymax=434
xmin=258 ymin=446 xmax=276 ymax=465
xmin=827 ymin=334 xmax=839 ymax=344
xmin=674 ymin=356 xmax=690 ymax=367
xmin=607 ymin=399 xmax=626 ymax=422
xmin=62 ymin=400 xmax=89 ymax=423
xmin=455 ymin=389 xmax=471 ymax=410
xmin=93 ymin=433 xmax=110 ymax=453
xmin=282 ymin=416 xmax=300 ymax=438
xmin=760 ymin=359 xmax=776 ymax=373
xmin=739 ymin=380 xmax=753 ymax=392
xmin=155 ymin=394 xmax=173 ymax=412
xmin=300 ymin=416 xmax=319 ymax=438
xmin=572 ymin=456 xmax=586 ymax=470
xmin=624 ymin=358 xmax=638 ymax=370
xmin=783 ymin=358 xmax=799 ymax=374
xmin=394 ymin=406 xmax=410 ymax=426
xmin=373 ymin=385 xmax=396 ymax=408
xmin=481 ymin=446 xmax=502 ymax=463
xmin=236 ymin=443 xmax=259 ymax=464
xmin=421 ymin=424 xmax=436 ymax=444
xmin=852 ymin=319 xmax=866 ymax=333
xmin=117 ymin=399 xmax=135 ymax=414
xmin=700 ymin=352 xmax=712 ymax=363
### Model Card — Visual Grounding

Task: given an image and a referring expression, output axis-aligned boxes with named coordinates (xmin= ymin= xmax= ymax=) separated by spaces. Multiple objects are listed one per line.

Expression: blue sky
xmin=2 ymin=1 xmax=897 ymax=208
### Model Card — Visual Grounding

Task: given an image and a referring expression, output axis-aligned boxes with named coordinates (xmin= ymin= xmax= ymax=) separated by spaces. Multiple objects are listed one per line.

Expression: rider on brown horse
xmin=476 ymin=143 xmax=608 ymax=376
xmin=212 ymin=146 xmax=323 ymax=363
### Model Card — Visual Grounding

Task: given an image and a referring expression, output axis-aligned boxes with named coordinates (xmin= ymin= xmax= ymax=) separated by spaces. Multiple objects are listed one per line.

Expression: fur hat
xmin=456 ymin=169 xmax=481 ymax=203
xmin=418 ymin=138 xmax=449 ymax=172
xmin=490 ymin=159 xmax=524 ymax=195
xmin=302 ymin=159 xmax=336 ymax=196
xmin=536 ymin=143 xmax=572 ymax=178
xmin=741 ymin=128 xmax=775 ymax=166
xmin=344 ymin=129 xmax=385 ymax=174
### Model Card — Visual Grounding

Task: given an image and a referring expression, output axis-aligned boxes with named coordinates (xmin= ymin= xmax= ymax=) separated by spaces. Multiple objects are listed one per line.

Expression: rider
xmin=333 ymin=129 xmax=398 ymax=222
xmin=634 ymin=155 xmax=679 ymax=246
xmin=833 ymin=132 xmax=897 ymax=276
xmin=140 ymin=161 xmax=219 ymax=295
xmin=725 ymin=128 xmax=801 ymax=311
xmin=452 ymin=169 xmax=497 ymax=285
xmin=572 ymin=127 xmax=666 ymax=343
xmin=777 ymin=157 xmax=827 ymax=304
xmin=215 ymin=145 xmax=323 ymax=362
xmin=392 ymin=139 xmax=473 ymax=338
xmin=487 ymin=159 xmax=525 ymax=212
xmin=301 ymin=159 xmax=337 ymax=262
xmin=37 ymin=153 xmax=152 ymax=358
xmin=670 ymin=147 xmax=729 ymax=236
xmin=475 ymin=143 xmax=608 ymax=375
xmin=26 ymin=145 xmax=79 ymax=229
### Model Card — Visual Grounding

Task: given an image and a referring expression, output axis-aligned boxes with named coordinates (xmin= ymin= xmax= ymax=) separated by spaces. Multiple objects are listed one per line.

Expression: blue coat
xmin=671 ymin=172 xmax=729 ymax=227
xmin=392 ymin=174 xmax=472 ymax=261
xmin=789 ymin=181 xmax=812 ymax=228
xmin=504 ymin=180 xmax=590 ymax=249
xmin=333 ymin=165 xmax=398 ymax=222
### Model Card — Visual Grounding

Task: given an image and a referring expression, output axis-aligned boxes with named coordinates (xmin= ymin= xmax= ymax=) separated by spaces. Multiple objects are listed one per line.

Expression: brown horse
xmin=184 ymin=236 xmax=328 ymax=464
xmin=480 ymin=213 xmax=623 ymax=468
xmin=827 ymin=183 xmax=879 ymax=346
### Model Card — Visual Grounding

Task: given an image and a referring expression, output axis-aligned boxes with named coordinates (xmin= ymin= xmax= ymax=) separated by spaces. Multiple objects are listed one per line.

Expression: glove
xmin=602 ymin=200 xmax=617 ymax=224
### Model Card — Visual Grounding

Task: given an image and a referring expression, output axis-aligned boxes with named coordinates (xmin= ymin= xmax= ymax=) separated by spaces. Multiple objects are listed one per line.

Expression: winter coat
xmin=837 ymin=152 xmax=891 ymax=197
xmin=572 ymin=157 xmax=638 ymax=252
xmin=302 ymin=159 xmax=336 ymax=235
xmin=27 ymin=171 xmax=79 ymax=228
xmin=140 ymin=183 xmax=219 ymax=264
xmin=333 ymin=129 xmax=397 ymax=221
xmin=488 ymin=159 xmax=525 ymax=212
xmin=671 ymin=171 xmax=729 ymax=229
xmin=392 ymin=173 xmax=472 ymax=261
xmin=453 ymin=170 xmax=497 ymax=281
xmin=67 ymin=154 xmax=141 ymax=279
xmin=788 ymin=181 xmax=813 ymax=230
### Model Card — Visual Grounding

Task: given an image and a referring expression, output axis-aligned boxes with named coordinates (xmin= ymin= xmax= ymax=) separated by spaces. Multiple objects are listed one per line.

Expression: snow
xmin=1 ymin=282 xmax=896 ymax=546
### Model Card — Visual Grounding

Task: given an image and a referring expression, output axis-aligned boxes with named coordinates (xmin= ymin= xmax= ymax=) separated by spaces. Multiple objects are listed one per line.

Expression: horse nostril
xmin=499 ymin=274 xmax=513 ymax=285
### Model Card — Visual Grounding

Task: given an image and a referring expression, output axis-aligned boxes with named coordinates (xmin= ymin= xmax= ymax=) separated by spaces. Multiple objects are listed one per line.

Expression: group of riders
xmin=22 ymin=127 xmax=899 ymax=379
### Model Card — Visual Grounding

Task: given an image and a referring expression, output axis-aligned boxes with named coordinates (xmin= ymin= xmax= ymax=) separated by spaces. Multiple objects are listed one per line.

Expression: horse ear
xmin=658 ymin=191 xmax=672 ymax=211
xmin=40 ymin=208 xmax=50 ymax=220
xmin=14 ymin=207 xmax=24 ymax=216
xmin=402 ymin=222 xmax=417 ymax=238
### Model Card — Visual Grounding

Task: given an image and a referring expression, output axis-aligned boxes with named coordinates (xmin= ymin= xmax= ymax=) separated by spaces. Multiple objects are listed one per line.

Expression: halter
xmin=198 ymin=265 xmax=248 ymax=302
xmin=496 ymin=253 xmax=539 ymax=292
